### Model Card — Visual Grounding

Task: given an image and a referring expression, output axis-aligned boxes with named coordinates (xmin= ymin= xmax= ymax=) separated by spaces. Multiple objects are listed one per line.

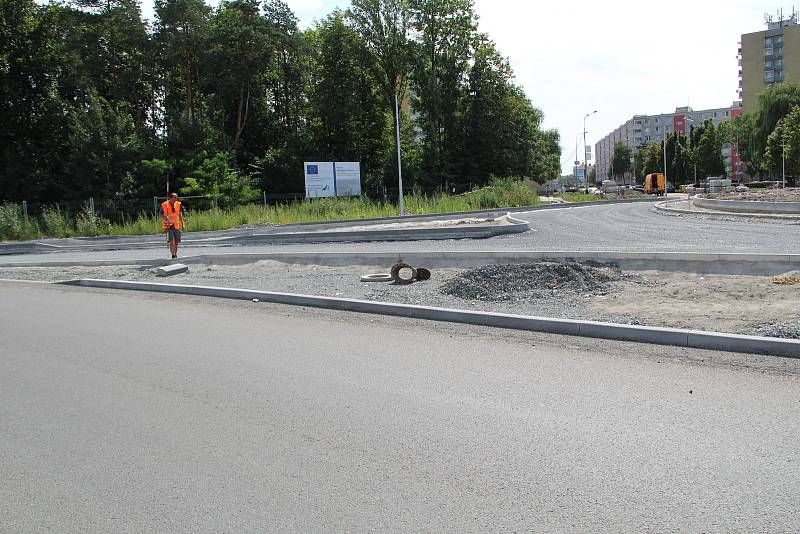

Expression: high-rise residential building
xmin=594 ymin=104 xmax=741 ymax=184
xmin=739 ymin=10 xmax=800 ymax=113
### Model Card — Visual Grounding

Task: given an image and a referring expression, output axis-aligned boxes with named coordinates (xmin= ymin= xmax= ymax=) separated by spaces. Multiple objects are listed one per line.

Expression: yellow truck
xmin=644 ymin=173 xmax=665 ymax=196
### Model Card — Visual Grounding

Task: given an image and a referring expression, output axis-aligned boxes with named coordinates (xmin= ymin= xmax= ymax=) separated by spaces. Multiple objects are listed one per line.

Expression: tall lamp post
xmin=782 ymin=138 xmax=787 ymax=189
xmin=584 ymin=110 xmax=598 ymax=192
xmin=662 ymin=135 xmax=668 ymax=197
xmin=395 ymin=95 xmax=404 ymax=215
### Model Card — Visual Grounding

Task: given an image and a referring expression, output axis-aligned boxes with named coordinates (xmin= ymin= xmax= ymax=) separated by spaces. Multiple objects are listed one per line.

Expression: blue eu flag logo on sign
xmin=307 ymin=165 xmax=318 ymax=174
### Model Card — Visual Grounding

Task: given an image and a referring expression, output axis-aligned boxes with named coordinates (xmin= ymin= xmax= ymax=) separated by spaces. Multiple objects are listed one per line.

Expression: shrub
xmin=0 ymin=203 xmax=23 ymax=240
xmin=75 ymin=205 xmax=110 ymax=237
xmin=41 ymin=206 xmax=72 ymax=237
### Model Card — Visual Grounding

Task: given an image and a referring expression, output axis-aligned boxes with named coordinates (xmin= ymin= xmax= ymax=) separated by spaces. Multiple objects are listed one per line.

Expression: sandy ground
xmin=662 ymin=199 xmax=800 ymax=221
xmin=3 ymin=262 xmax=798 ymax=338
xmin=319 ymin=216 xmax=510 ymax=233
xmin=716 ymin=188 xmax=800 ymax=202
xmin=592 ymin=271 xmax=799 ymax=332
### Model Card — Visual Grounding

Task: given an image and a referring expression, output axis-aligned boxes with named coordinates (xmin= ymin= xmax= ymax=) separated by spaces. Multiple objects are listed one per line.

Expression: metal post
xmin=154 ymin=196 xmax=158 ymax=216
xmin=662 ymin=137 xmax=668 ymax=197
xmin=22 ymin=201 xmax=28 ymax=225
xmin=263 ymin=190 xmax=267 ymax=207
xmin=89 ymin=197 xmax=95 ymax=214
xmin=783 ymin=144 xmax=786 ymax=188
xmin=394 ymin=94 xmax=404 ymax=216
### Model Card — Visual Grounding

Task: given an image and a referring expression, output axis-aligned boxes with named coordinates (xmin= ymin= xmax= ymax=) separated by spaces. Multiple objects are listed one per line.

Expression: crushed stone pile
xmin=752 ymin=321 xmax=800 ymax=340
xmin=440 ymin=262 xmax=628 ymax=302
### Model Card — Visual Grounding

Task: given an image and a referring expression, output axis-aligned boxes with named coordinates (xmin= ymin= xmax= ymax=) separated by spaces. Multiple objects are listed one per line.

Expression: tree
xmin=694 ymin=120 xmax=725 ymax=178
xmin=408 ymin=0 xmax=476 ymax=186
xmin=67 ymin=0 xmax=156 ymax=125
xmin=205 ymin=0 xmax=273 ymax=152
xmin=348 ymin=0 xmax=412 ymax=190
xmin=154 ymin=0 xmax=212 ymax=122
xmin=307 ymin=11 xmax=390 ymax=178
xmin=529 ymin=128 xmax=561 ymax=184
xmin=720 ymin=84 xmax=800 ymax=178
xmin=0 ymin=0 xmax=66 ymax=200
xmin=765 ymin=105 xmax=800 ymax=186
xmin=633 ymin=146 xmax=647 ymax=183
xmin=459 ymin=38 xmax=558 ymax=185
xmin=348 ymin=0 xmax=412 ymax=111
xmin=641 ymin=141 xmax=663 ymax=176
xmin=183 ymin=151 xmax=258 ymax=206
xmin=608 ymin=142 xmax=632 ymax=183
xmin=720 ymin=112 xmax=761 ymax=177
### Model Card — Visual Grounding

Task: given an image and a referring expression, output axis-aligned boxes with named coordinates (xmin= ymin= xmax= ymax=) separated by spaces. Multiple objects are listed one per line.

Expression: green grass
xmin=1 ymin=178 xmax=544 ymax=241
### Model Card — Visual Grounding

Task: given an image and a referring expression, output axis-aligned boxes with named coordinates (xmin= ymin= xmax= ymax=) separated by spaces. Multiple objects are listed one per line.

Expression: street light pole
xmin=395 ymin=94 xmax=404 ymax=215
xmin=783 ymin=143 xmax=786 ymax=188
xmin=584 ymin=110 xmax=598 ymax=193
xmin=662 ymin=135 xmax=668 ymax=198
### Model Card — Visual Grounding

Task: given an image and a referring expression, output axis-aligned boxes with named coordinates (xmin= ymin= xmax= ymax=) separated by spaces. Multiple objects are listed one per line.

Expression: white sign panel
xmin=304 ymin=162 xmax=335 ymax=198
xmin=334 ymin=162 xmax=361 ymax=197
xmin=585 ymin=145 xmax=592 ymax=161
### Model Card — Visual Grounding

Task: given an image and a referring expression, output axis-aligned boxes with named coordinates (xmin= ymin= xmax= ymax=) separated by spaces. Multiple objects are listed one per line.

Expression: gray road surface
xmin=3 ymin=202 xmax=799 ymax=265
xmin=2 ymin=282 xmax=799 ymax=532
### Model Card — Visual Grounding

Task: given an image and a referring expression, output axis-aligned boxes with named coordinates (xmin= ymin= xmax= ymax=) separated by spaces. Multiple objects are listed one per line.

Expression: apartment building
xmin=594 ymin=104 xmax=740 ymax=184
xmin=739 ymin=10 xmax=800 ymax=113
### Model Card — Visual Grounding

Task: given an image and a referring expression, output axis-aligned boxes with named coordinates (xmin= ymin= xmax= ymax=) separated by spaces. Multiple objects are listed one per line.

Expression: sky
xmin=140 ymin=0 xmax=782 ymax=173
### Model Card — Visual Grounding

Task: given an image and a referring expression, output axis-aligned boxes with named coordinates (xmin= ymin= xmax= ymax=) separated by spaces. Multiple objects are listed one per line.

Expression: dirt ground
xmin=2 ymin=262 xmax=798 ymax=338
xmin=716 ymin=188 xmax=800 ymax=202
xmin=591 ymin=271 xmax=800 ymax=332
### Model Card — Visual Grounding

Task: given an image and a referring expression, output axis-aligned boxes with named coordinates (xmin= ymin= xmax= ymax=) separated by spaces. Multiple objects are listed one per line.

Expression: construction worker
xmin=160 ymin=193 xmax=186 ymax=259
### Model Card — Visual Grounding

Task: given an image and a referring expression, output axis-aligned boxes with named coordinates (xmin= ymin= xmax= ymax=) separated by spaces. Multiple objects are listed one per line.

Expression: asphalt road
xmin=2 ymin=202 xmax=799 ymax=265
xmin=2 ymin=282 xmax=799 ymax=532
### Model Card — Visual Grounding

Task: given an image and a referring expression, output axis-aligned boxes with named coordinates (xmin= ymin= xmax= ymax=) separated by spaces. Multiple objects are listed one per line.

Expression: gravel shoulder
xmin=4 ymin=261 xmax=798 ymax=339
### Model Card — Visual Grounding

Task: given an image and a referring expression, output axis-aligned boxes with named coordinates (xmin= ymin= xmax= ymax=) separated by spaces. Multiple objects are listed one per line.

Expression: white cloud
xmin=140 ymin=0 xmax=782 ymax=171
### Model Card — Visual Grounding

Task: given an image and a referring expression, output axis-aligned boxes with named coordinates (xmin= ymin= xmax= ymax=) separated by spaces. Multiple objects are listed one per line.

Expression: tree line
xmin=607 ymin=83 xmax=800 ymax=186
xmin=0 ymin=0 xmax=561 ymax=205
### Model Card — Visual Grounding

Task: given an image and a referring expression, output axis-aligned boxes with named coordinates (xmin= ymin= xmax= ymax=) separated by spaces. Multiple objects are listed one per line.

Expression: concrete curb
xmin=656 ymin=200 xmax=800 ymax=221
xmin=6 ymin=250 xmax=799 ymax=276
xmin=693 ymin=194 xmax=800 ymax=215
xmin=57 ymin=279 xmax=800 ymax=358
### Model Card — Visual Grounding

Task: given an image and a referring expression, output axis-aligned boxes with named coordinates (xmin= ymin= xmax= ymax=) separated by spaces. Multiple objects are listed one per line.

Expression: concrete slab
xmin=156 ymin=263 xmax=189 ymax=277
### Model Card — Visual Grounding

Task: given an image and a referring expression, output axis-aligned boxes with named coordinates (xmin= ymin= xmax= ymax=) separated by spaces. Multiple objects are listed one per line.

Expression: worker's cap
xmin=170 ymin=192 xmax=178 ymax=198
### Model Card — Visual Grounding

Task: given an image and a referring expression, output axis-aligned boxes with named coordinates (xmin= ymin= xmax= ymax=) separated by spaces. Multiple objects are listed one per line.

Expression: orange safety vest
xmin=161 ymin=200 xmax=182 ymax=230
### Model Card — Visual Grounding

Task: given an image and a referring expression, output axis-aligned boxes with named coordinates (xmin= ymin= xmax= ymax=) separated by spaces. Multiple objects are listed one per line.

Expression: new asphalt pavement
xmin=2 ymin=282 xmax=799 ymax=532
xmin=2 ymin=202 xmax=799 ymax=265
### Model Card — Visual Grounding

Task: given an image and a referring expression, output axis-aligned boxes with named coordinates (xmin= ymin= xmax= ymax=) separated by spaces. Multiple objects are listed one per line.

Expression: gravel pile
xmin=751 ymin=321 xmax=800 ymax=340
xmin=440 ymin=262 xmax=628 ymax=302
